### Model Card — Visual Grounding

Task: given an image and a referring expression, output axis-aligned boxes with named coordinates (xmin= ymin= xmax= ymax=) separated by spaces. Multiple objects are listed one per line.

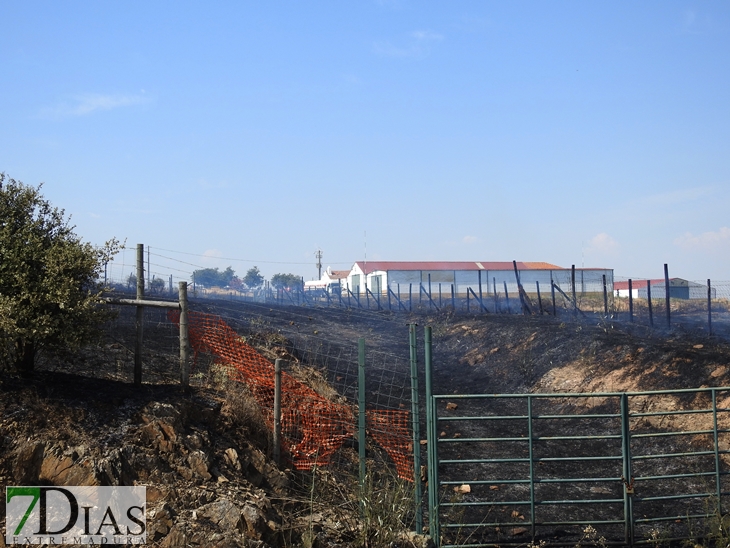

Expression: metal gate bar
xmin=426 ymin=386 xmax=730 ymax=547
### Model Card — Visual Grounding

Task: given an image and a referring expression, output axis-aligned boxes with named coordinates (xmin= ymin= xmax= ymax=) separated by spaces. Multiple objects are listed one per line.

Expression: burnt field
xmin=181 ymin=298 xmax=730 ymax=546
xmin=20 ymin=296 xmax=730 ymax=546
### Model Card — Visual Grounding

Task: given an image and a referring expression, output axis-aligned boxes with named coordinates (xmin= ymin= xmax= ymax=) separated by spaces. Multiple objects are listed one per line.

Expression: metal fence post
xmin=273 ymin=358 xmax=282 ymax=467
xmin=550 ymin=276 xmax=556 ymax=316
xmin=713 ymin=389 xmax=722 ymax=517
xmin=647 ymin=280 xmax=654 ymax=327
xmin=409 ymin=324 xmax=423 ymax=534
xmin=478 ymin=270 xmax=483 ymax=305
xmin=424 ymin=326 xmax=439 ymax=546
xmin=491 ymin=277 xmax=496 ymax=313
xmin=428 ymin=274 xmax=432 ymax=310
xmin=708 ymin=279 xmax=713 ymax=335
xmin=621 ymin=393 xmax=634 ymax=546
xmin=571 ymin=264 xmax=577 ymax=319
xmin=527 ymin=396 xmax=536 ymax=538
xmin=629 ymin=279 xmax=634 ymax=322
xmin=358 ymin=338 xmax=366 ymax=510
xmin=664 ymin=263 xmax=671 ymax=327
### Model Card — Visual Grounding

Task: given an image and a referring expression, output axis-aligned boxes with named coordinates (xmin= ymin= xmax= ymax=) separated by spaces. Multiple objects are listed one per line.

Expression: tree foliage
xmin=270 ymin=273 xmax=302 ymax=290
xmin=191 ymin=267 xmax=235 ymax=288
xmin=228 ymin=276 xmax=244 ymax=292
xmin=0 ymin=174 xmax=120 ymax=374
xmin=242 ymin=266 xmax=264 ymax=289
xmin=149 ymin=277 xmax=166 ymax=294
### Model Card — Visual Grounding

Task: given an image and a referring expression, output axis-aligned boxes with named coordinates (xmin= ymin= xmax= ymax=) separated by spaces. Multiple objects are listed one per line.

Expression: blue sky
xmin=2 ymin=2 xmax=729 ymax=284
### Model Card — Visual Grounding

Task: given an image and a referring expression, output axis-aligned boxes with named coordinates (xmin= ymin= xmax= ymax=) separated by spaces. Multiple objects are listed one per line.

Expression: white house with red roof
xmin=339 ymin=261 xmax=613 ymax=297
xmin=613 ymin=278 xmax=713 ymax=300
xmin=304 ymin=266 xmax=350 ymax=292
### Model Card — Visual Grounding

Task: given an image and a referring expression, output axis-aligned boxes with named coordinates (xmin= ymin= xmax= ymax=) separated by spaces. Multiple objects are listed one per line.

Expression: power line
xmin=147 ymin=245 xmax=352 ymax=266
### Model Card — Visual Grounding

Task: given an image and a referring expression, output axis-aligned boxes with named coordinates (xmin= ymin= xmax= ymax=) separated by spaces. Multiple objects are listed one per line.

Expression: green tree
xmin=270 ymin=273 xmax=302 ymax=290
xmin=149 ymin=277 xmax=166 ymax=295
xmin=191 ymin=266 xmax=235 ymax=288
xmin=242 ymin=266 xmax=264 ymax=289
xmin=0 ymin=174 xmax=120 ymax=375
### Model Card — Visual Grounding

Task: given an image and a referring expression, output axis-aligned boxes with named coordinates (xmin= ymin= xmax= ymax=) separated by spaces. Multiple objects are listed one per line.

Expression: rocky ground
xmin=2 ymin=300 xmax=730 ymax=547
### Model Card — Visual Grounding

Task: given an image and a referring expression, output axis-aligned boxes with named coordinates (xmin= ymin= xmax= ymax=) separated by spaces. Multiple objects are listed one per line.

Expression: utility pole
xmin=147 ymin=246 xmax=151 ymax=288
xmin=316 ymin=248 xmax=323 ymax=280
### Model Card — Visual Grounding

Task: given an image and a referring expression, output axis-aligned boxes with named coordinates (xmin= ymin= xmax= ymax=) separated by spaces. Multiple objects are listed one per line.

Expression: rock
xmin=160 ymin=523 xmax=188 ymax=548
xmin=141 ymin=402 xmax=182 ymax=427
xmin=139 ymin=402 xmax=182 ymax=452
xmin=397 ymin=531 xmax=435 ymax=548
xmin=148 ymin=502 xmax=175 ymax=540
xmin=199 ymin=499 xmax=242 ymax=532
xmin=39 ymin=453 xmax=98 ymax=486
xmin=13 ymin=441 xmax=45 ymax=484
xmin=146 ymin=485 xmax=168 ymax=504
xmin=225 ymin=447 xmax=241 ymax=471
xmin=246 ymin=447 xmax=288 ymax=493
xmin=177 ymin=465 xmax=193 ymax=481
xmin=241 ymin=504 xmax=264 ymax=539
xmin=188 ymin=450 xmax=212 ymax=480
xmin=98 ymin=447 xmax=135 ymax=485
xmin=184 ymin=432 xmax=203 ymax=451
xmin=453 ymin=484 xmax=471 ymax=494
xmin=141 ymin=420 xmax=178 ymax=452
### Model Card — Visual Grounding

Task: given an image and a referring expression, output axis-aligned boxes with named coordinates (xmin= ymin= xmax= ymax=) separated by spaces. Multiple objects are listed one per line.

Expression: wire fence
xmin=29 ymin=283 xmax=730 ymax=546
xmin=36 ymin=304 xmax=181 ymax=384
xmin=181 ymin=299 xmax=417 ymax=480
xmin=35 ymin=291 xmax=421 ymax=488
xmin=178 ymin=278 xmax=730 ymax=340
xmin=100 ymin=245 xmax=730 ymax=338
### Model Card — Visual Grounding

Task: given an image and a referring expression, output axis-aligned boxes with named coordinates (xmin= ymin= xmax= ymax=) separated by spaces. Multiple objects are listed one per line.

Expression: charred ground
xmin=1 ymin=300 xmax=730 ymax=547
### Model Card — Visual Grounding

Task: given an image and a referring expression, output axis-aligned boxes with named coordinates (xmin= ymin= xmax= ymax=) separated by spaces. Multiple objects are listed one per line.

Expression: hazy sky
xmin=2 ymin=2 xmax=729 ymax=284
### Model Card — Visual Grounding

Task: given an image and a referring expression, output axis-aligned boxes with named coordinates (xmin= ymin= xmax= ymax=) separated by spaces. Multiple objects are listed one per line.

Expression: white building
xmin=614 ymin=278 xmax=714 ymax=300
xmin=340 ymin=261 xmax=613 ymax=297
xmin=304 ymin=266 xmax=350 ymax=292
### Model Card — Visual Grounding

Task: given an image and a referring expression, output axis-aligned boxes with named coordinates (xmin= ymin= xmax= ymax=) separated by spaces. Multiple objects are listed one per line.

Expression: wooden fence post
xmin=135 ymin=244 xmax=144 ymax=386
xmin=179 ymin=281 xmax=190 ymax=389
xmin=603 ymin=274 xmax=608 ymax=317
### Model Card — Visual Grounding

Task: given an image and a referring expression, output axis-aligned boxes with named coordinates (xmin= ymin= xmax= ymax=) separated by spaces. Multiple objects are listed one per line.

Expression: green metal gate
xmin=425 ymin=385 xmax=730 ymax=547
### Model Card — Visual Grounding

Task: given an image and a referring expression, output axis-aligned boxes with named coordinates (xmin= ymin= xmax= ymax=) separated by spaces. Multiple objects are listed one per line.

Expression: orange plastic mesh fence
xmin=169 ymin=310 xmax=414 ymax=480
xmin=367 ymin=409 xmax=414 ymax=481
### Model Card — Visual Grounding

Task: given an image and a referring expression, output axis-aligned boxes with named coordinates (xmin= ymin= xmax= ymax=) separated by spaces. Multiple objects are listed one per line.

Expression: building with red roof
xmin=332 ymin=260 xmax=613 ymax=298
